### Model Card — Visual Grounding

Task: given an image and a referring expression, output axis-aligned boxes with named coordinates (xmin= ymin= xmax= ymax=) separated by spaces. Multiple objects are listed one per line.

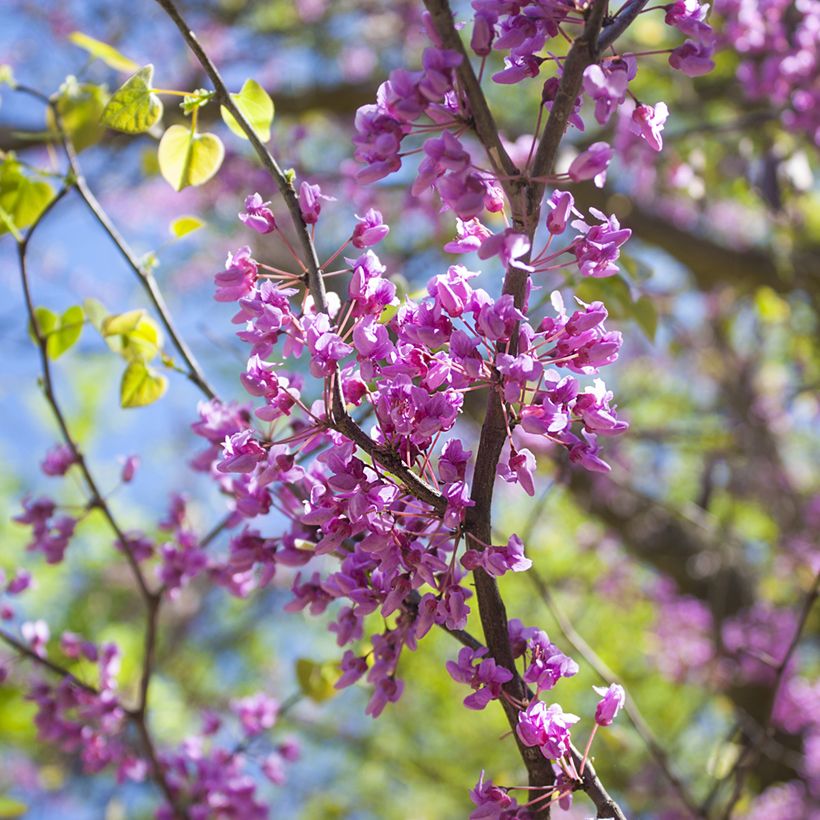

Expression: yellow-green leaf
xmin=220 ymin=79 xmax=274 ymax=142
xmin=296 ymin=658 xmax=339 ymax=703
xmin=0 ymin=65 xmax=15 ymax=88
xmin=157 ymin=125 xmax=224 ymax=191
xmin=47 ymin=305 xmax=85 ymax=359
xmin=0 ymin=795 xmax=27 ymax=818
xmin=101 ymin=65 xmax=163 ymax=134
xmin=169 ymin=215 xmax=204 ymax=238
xmin=30 ymin=306 xmax=58 ymax=344
xmin=123 ymin=315 xmax=163 ymax=362
xmin=120 ymin=360 xmax=167 ymax=408
xmin=0 ymin=159 xmax=55 ymax=235
xmin=48 ymin=77 xmax=108 ymax=153
xmin=102 ymin=309 xmax=145 ymax=337
xmin=68 ymin=32 xmax=139 ymax=74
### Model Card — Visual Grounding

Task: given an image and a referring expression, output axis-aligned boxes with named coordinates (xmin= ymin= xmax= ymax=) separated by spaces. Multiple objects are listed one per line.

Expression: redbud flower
xmin=352 ymin=208 xmax=389 ymax=248
xmin=444 ymin=217 xmax=492 ymax=253
xmin=593 ymin=683 xmax=625 ymax=726
xmin=669 ymin=39 xmax=716 ymax=77
xmin=299 ymin=181 xmax=335 ymax=225
xmin=478 ymin=229 xmax=533 ymax=271
xmin=120 ymin=455 xmax=139 ymax=483
xmin=41 ymin=444 xmax=77 ymax=476
xmin=231 ymin=692 xmax=279 ymax=735
xmin=239 ymin=193 xmax=277 ymax=234
xmin=630 ymin=102 xmax=669 ymax=152
xmin=215 ymin=247 xmax=258 ymax=303
xmin=545 ymin=190 xmax=575 ymax=234
xmin=516 ymin=699 xmax=579 ymax=759
xmin=568 ymin=141 xmax=613 ymax=188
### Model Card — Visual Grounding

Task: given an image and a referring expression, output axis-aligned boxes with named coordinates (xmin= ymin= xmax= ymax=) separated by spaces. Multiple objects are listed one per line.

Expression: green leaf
xmin=632 ymin=295 xmax=658 ymax=342
xmin=83 ymin=297 xmax=108 ymax=332
xmin=48 ymin=305 xmax=85 ymax=359
xmin=169 ymin=215 xmax=204 ymax=238
xmin=124 ymin=315 xmax=163 ymax=362
xmin=120 ymin=360 xmax=167 ymax=408
xmin=296 ymin=658 xmax=338 ymax=703
xmin=101 ymin=65 xmax=163 ymax=134
xmin=0 ymin=159 xmax=56 ymax=235
xmin=220 ymin=79 xmax=274 ymax=142
xmin=49 ymin=77 xmax=108 ymax=153
xmin=68 ymin=32 xmax=139 ymax=74
xmin=0 ymin=65 xmax=15 ymax=88
xmin=157 ymin=125 xmax=224 ymax=191
xmin=29 ymin=306 xmax=58 ymax=344
xmin=102 ymin=309 xmax=145 ymax=337
xmin=0 ymin=795 xmax=27 ymax=818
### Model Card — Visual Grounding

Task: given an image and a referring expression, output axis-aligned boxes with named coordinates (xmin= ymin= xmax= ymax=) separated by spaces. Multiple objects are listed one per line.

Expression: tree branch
xmin=152 ymin=0 xmax=445 ymax=513
xmin=14 ymin=181 xmax=183 ymax=818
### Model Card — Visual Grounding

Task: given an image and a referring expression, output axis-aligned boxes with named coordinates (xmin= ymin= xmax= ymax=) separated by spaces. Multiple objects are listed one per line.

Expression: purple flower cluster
xmin=716 ymin=0 xmax=820 ymax=142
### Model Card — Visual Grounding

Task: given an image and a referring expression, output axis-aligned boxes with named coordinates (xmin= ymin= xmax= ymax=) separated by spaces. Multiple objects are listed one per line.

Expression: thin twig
xmin=15 ymin=183 xmax=183 ymax=818
xmin=529 ymin=568 xmax=701 ymax=818
xmin=716 ymin=571 xmax=819 ymax=819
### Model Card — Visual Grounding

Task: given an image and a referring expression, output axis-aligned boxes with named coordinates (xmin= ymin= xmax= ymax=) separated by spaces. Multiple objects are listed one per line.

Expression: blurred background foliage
xmin=0 ymin=0 xmax=817 ymax=818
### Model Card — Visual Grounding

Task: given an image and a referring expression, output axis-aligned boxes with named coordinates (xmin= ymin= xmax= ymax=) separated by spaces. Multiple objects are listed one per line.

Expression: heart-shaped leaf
xmin=29 ymin=307 xmax=58 ymax=344
xmin=120 ymin=360 xmax=167 ymax=408
xmin=48 ymin=305 xmax=85 ymax=359
xmin=48 ymin=77 xmax=108 ymax=152
xmin=0 ymin=159 xmax=56 ymax=235
xmin=220 ymin=79 xmax=274 ymax=142
xmin=157 ymin=125 xmax=224 ymax=191
xmin=101 ymin=65 xmax=163 ymax=134
xmin=29 ymin=305 xmax=85 ymax=358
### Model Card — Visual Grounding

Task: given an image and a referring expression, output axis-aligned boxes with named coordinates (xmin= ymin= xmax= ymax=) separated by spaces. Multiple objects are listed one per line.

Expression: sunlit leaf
xmin=47 ymin=305 xmax=85 ymax=359
xmin=169 ymin=215 xmax=205 ymax=238
xmin=123 ymin=315 xmax=163 ymax=362
xmin=120 ymin=359 xmax=167 ymax=408
xmin=29 ymin=306 xmax=58 ymax=344
xmin=157 ymin=125 xmax=224 ymax=191
xmin=0 ymin=65 xmax=15 ymax=88
xmin=220 ymin=79 xmax=274 ymax=142
xmin=296 ymin=658 xmax=338 ymax=703
xmin=68 ymin=32 xmax=139 ymax=73
xmin=0 ymin=159 xmax=55 ymax=235
xmin=102 ymin=309 xmax=146 ymax=337
xmin=48 ymin=77 xmax=108 ymax=152
xmin=101 ymin=65 xmax=163 ymax=134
